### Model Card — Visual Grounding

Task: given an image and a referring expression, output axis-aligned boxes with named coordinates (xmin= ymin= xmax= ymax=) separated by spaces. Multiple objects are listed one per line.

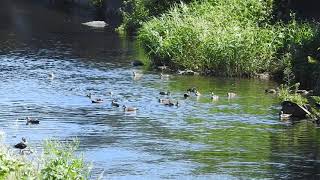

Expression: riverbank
xmin=119 ymin=0 xmax=320 ymax=91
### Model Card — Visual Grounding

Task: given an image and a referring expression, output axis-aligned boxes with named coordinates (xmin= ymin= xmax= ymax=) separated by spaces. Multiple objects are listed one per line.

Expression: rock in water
xmin=131 ymin=60 xmax=144 ymax=66
xmin=82 ymin=21 xmax=107 ymax=28
xmin=281 ymin=101 xmax=311 ymax=119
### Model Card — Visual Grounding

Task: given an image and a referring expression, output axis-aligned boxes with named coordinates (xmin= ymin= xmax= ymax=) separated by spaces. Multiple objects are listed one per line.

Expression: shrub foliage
xmin=138 ymin=0 xmax=317 ymax=77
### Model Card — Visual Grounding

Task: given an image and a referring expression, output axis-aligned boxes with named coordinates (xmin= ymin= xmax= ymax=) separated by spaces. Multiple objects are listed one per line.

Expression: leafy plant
xmin=40 ymin=139 xmax=90 ymax=180
xmin=277 ymin=84 xmax=308 ymax=105
xmin=117 ymin=0 xmax=193 ymax=34
xmin=0 ymin=137 xmax=90 ymax=180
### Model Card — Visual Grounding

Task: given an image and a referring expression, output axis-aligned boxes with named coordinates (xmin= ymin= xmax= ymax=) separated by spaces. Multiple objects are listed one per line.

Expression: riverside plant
xmin=117 ymin=0 xmax=193 ymax=34
xmin=277 ymin=84 xmax=308 ymax=105
xmin=0 ymin=134 xmax=90 ymax=180
xmin=138 ymin=0 xmax=317 ymax=77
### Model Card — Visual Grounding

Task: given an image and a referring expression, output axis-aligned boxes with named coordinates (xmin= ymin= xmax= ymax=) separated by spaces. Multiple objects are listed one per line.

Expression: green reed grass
xmin=138 ymin=0 xmax=317 ymax=77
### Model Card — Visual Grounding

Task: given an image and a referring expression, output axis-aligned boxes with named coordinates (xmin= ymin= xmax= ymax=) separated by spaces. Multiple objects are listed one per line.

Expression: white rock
xmin=82 ymin=21 xmax=107 ymax=28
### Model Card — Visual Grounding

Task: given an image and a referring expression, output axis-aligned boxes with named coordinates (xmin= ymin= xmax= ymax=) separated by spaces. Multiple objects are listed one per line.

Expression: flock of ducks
xmin=14 ymin=117 xmax=39 ymax=150
xmin=87 ymin=71 xmax=238 ymax=112
xmin=12 ymin=70 xmax=246 ymax=150
xmin=14 ymin=71 xmax=300 ymax=150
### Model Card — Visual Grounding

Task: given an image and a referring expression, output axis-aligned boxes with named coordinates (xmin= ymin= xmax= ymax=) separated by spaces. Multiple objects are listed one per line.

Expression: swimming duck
xmin=296 ymin=90 xmax=313 ymax=96
xmin=195 ymin=90 xmax=201 ymax=96
xmin=123 ymin=105 xmax=137 ymax=112
xmin=227 ymin=92 xmax=237 ymax=98
xmin=133 ymin=71 xmax=143 ymax=80
xmin=133 ymin=71 xmax=143 ymax=77
xmin=265 ymin=88 xmax=277 ymax=94
xmin=14 ymin=137 xmax=27 ymax=149
xmin=211 ymin=92 xmax=219 ymax=100
xmin=86 ymin=93 xmax=92 ymax=98
xmin=184 ymin=92 xmax=190 ymax=98
xmin=48 ymin=72 xmax=54 ymax=79
xmin=159 ymin=99 xmax=179 ymax=107
xmin=159 ymin=98 xmax=170 ymax=104
xmin=168 ymin=100 xmax=179 ymax=107
xmin=111 ymin=100 xmax=120 ymax=107
xmin=26 ymin=117 xmax=39 ymax=125
xmin=279 ymin=111 xmax=292 ymax=120
xmin=187 ymin=87 xmax=197 ymax=93
xmin=92 ymin=98 xmax=104 ymax=103
xmin=159 ymin=91 xmax=170 ymax=95
xmin=160 ymin=73 xmax=170 ymax=78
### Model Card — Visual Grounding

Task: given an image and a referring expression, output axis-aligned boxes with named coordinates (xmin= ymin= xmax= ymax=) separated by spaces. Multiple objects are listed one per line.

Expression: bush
xmin=40 ymin=139 xmax=90 ymax=180
xmin=0 ymin=136 xmax=90 ymax=180
xmin=117 ymin=0 xmax=193 ymax=34
xmin=277 ymin=84 xmax=308 ymax=105
xmin=138 ymin=0 xmax=318 ymax=77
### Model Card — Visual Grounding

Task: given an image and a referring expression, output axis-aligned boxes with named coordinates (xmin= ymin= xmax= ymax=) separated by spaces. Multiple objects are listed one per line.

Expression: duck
xmin=160 ymin=73 xmax=170 ymax=78
xmin=86 ymin=93 xmax=92 ymax=98
xmin=168 ymin=100 xmax=179 ymax=107
xmin=14 ymin=137 xmax=27 ymax=149
xmin=187 ymin=87 xmax=197 ymax=93
xmin=159 ymin=91 xmax=170 ymax=95
xmin=279 ymin=111 xmax=292 ymax=120
xmin=26 ymin=117 xmax=39 ymax=125
xmin=133 ymin=71 xmax=143 ymax=80
xmin=159 ymin=99 xmax=179 ymax=107
xmin=133 ymin=71 xmax=143 ymax=77
xmin=48 ymin=72 xmax=55 ymax=79
xmin=195 ymin=90 xmax=201 ymax=96
xmin=211 ymin=92 xmax=219 ymax=100
xmin=227 ymin=92 xmax=237 ymax=98
xmin=265 ymin=88 xmax=278 ymax=94
xmin=184 ymin=92 xmax=190 ymax=98
xmin=111 ymin=100 xmax=120 ymax=107
xmin=159 ymin=98 xmax=170 ymax=104
xmin=296 ymin=90 xmax=313 ymax=96
xmin=92 ymin=98 xmax=104 ymax=103
xmin=123 ymin=105 xmax=137 ymax=112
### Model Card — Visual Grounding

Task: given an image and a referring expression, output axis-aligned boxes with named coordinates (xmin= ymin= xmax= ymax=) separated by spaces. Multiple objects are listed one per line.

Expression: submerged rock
xmin=81 ymin=21 xmax=107 ymax=28
xmin=131 ymin=60 xmax=144 ymax=66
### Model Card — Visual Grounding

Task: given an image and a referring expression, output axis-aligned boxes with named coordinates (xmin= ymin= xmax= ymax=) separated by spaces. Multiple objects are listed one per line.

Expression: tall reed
xmin=138 ymin=0 xmax=317 ymax=77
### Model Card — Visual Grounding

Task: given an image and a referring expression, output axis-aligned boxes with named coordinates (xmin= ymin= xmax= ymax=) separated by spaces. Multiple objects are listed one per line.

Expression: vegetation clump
xmin=117 ymin=0 xmax=193 ymax=34
xmin=0 ymin=136 xmax=90 ymax=180
xmin=138 ymin=0 xmax=318 ymax=77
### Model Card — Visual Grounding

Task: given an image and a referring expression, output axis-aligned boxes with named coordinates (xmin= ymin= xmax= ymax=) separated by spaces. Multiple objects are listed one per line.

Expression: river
xmin=1 ymin=0 xmax=320 ymax=179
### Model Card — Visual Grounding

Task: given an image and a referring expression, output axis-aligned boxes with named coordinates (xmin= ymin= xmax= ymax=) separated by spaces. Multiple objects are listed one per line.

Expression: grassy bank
xmin=137 ymin=0 xmax=318 ymax=78
xmin=0 ymin=136 xmax=90 ymax=179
